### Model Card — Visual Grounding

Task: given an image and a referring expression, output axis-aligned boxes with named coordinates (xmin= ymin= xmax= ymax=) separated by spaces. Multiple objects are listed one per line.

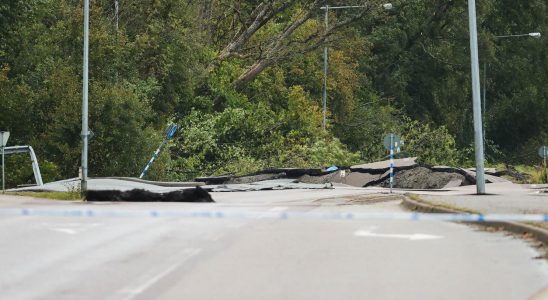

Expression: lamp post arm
xmin=321 ymin=5 xmax=366 ymax=10
xmin=495 ymin=32 xmax=541 ymax=39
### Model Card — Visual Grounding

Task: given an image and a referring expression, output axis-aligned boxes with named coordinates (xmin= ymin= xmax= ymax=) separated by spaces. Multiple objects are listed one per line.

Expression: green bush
xmin=398 ymin=117 xmax=458 ymax=166
xmin=169 ymin=95 xmax=361 ymax=180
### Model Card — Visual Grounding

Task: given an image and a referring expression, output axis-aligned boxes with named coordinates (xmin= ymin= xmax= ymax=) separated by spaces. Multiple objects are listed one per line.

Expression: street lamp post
xmin=467 ymin=0 xmax=486 ymax=194
xmin=320 ymin=3 xmax=392 ymax=130
xmin=81 ymin=0 xmax=90 ymax=195
xmin=483 ymin=32 xmax=541 ymax=141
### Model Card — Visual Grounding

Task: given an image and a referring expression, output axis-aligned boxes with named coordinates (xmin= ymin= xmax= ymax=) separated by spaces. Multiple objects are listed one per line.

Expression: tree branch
xmin=218 ymin=0 xmax=296 ymax=60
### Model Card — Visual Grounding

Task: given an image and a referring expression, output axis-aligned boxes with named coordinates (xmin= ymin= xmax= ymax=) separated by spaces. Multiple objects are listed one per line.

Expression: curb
xmin=401 ymin=196 xmax=548 ymax=244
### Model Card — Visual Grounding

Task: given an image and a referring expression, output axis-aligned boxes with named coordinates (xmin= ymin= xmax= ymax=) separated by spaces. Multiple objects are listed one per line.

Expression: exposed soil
xmin=298 ymin=166 xmax=473 ymax=189
xmin=379 ymin=167 xmax=467 ymax=189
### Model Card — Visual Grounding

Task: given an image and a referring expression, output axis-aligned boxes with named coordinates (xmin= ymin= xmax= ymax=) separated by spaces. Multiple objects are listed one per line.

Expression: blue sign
xmin=165 ymin=124 xmax=177 ymax=140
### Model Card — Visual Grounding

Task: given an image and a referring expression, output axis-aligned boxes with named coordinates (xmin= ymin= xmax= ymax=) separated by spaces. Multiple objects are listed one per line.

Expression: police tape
xmin=0 ymin=208 xmax=546 ymax=222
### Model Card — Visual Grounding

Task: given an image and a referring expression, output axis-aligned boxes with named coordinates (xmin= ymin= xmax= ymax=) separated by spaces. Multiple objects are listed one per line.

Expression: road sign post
xmin=390 ymin=134 xmax=394 ymax=193
xmin=1 ymin=131 xmax=10 ymax=193
xmin=383 ymin=134 xmax=402 ymax=194
xmin=539 ymin=146 xmax=548 ymax=168
xmin=139 ymin=124 xmax=178 ymax=179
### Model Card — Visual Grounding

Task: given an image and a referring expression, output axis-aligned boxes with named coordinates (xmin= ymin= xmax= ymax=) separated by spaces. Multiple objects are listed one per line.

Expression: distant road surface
xmin=0 ymin=189 xmax=546 ymax=300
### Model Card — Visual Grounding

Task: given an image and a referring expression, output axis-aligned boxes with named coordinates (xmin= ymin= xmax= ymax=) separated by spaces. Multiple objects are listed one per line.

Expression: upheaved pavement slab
xmin=344 ymin=172 xmax=381 ymax=187
xmin=8 ymin=178 xmax=332 ymax=193
xmin=205 ymin=179 xmax=332 ymax=192
xmin=8 ymin=178 xmax=202 ymax=193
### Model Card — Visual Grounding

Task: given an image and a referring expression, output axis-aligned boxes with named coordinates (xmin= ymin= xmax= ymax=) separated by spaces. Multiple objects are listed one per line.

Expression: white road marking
xmin=120 ymin=248 xmax=201 ymax=300
xmin=45 ymin=222 xmax=101 ymax=235
xmin=354 ymin=230 xmax=443 ymax=241
xmin=50 ymin=228 xmax=78 ymax=235
xmin=41 ymin=222 xmax=101 ymax=227
xmin=268 ymin=206 xmax=288 ymax=212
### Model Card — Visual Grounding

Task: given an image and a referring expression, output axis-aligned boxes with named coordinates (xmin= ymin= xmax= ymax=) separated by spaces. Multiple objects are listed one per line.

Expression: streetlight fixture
xmin=495 ymin=32 xmax=541 ymax=39
xmin=482 ymin=32 xmax=541 ymax=143
xmin=320 ymin=3 xmax=392 ymax=130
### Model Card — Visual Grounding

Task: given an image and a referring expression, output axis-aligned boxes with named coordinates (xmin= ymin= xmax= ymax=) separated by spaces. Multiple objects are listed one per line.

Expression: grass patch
xmin=511 ymin=165 xmax=548 ymax=184
xmin=530 ymin=168 xmax=548 ymax=184
xmin=9 ymin=191 xmax=82 ymax=201
xmin=405 ymin=193 xmax=480 ymax=214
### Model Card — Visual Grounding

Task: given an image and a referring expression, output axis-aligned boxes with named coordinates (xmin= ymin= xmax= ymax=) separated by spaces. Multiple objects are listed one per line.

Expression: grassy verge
xmin=8 ymin=191 xmax=82 ymax=201
xmin=491 ymin=164 xmax=548 ymax=184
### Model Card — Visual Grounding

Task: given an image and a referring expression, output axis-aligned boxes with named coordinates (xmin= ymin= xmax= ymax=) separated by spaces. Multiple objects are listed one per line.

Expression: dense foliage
xmin=0 ymin=0 xmax=546 ymax=186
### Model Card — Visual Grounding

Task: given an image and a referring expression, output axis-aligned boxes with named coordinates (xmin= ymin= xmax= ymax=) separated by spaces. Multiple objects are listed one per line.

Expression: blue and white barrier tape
xmin=0 ymin=208 xmax=546 ymax=222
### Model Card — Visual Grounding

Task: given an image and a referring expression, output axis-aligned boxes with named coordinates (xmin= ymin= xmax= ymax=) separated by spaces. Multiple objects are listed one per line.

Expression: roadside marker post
xmin=139 ymin=124 xmax=177 ymax=179
xmin=390 ymin=134 xmax=394 ymax=193
xmin=539 ymin=146 xmax=548 ymax=181
xmin=1 ymin=131 xmax=10 ymax=193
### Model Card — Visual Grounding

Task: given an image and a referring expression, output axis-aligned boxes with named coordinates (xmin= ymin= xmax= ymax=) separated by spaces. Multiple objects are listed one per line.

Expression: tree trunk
xmin=232 ymin=59 xmax=273 ymax=90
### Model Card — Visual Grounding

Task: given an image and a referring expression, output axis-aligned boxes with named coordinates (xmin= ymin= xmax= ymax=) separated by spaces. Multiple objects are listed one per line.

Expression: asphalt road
xmin=0 ymin=189 xmax=547 ymax=300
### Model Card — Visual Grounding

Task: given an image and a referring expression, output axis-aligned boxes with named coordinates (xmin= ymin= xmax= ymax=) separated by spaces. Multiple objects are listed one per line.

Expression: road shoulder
xmin=401 ymin=194 xmax=548 ymax=246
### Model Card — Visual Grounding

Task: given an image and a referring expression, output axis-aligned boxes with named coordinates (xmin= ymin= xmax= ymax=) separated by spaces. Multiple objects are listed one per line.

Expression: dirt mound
xmin=379 ymin=167 xmax=467 ymax=189
xmin=299 ymin=165 xmax=474 ymax=189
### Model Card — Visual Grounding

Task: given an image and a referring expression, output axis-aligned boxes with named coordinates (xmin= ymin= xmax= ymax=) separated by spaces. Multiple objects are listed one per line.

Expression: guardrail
xmin=2 ymin=146 xmax=44 ymax=186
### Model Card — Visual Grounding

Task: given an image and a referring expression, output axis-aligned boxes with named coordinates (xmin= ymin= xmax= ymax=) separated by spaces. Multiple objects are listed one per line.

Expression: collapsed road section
xmin=7 ymin=157 xmax=519 ymax=199
xmin=197 ymin=157 xmax=513 ymax=190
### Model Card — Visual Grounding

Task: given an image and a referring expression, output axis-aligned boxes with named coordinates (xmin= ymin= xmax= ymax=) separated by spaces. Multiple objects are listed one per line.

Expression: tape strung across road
xmin=0 ymin=208 xmax=546 ymax=222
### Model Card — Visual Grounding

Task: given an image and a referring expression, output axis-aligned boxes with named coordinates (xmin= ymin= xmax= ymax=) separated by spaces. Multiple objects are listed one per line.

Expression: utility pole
xmin=467 ymin=0 xmax=486 ymax=194
xmin=320 ymin=4 xmax=392 ymax=130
